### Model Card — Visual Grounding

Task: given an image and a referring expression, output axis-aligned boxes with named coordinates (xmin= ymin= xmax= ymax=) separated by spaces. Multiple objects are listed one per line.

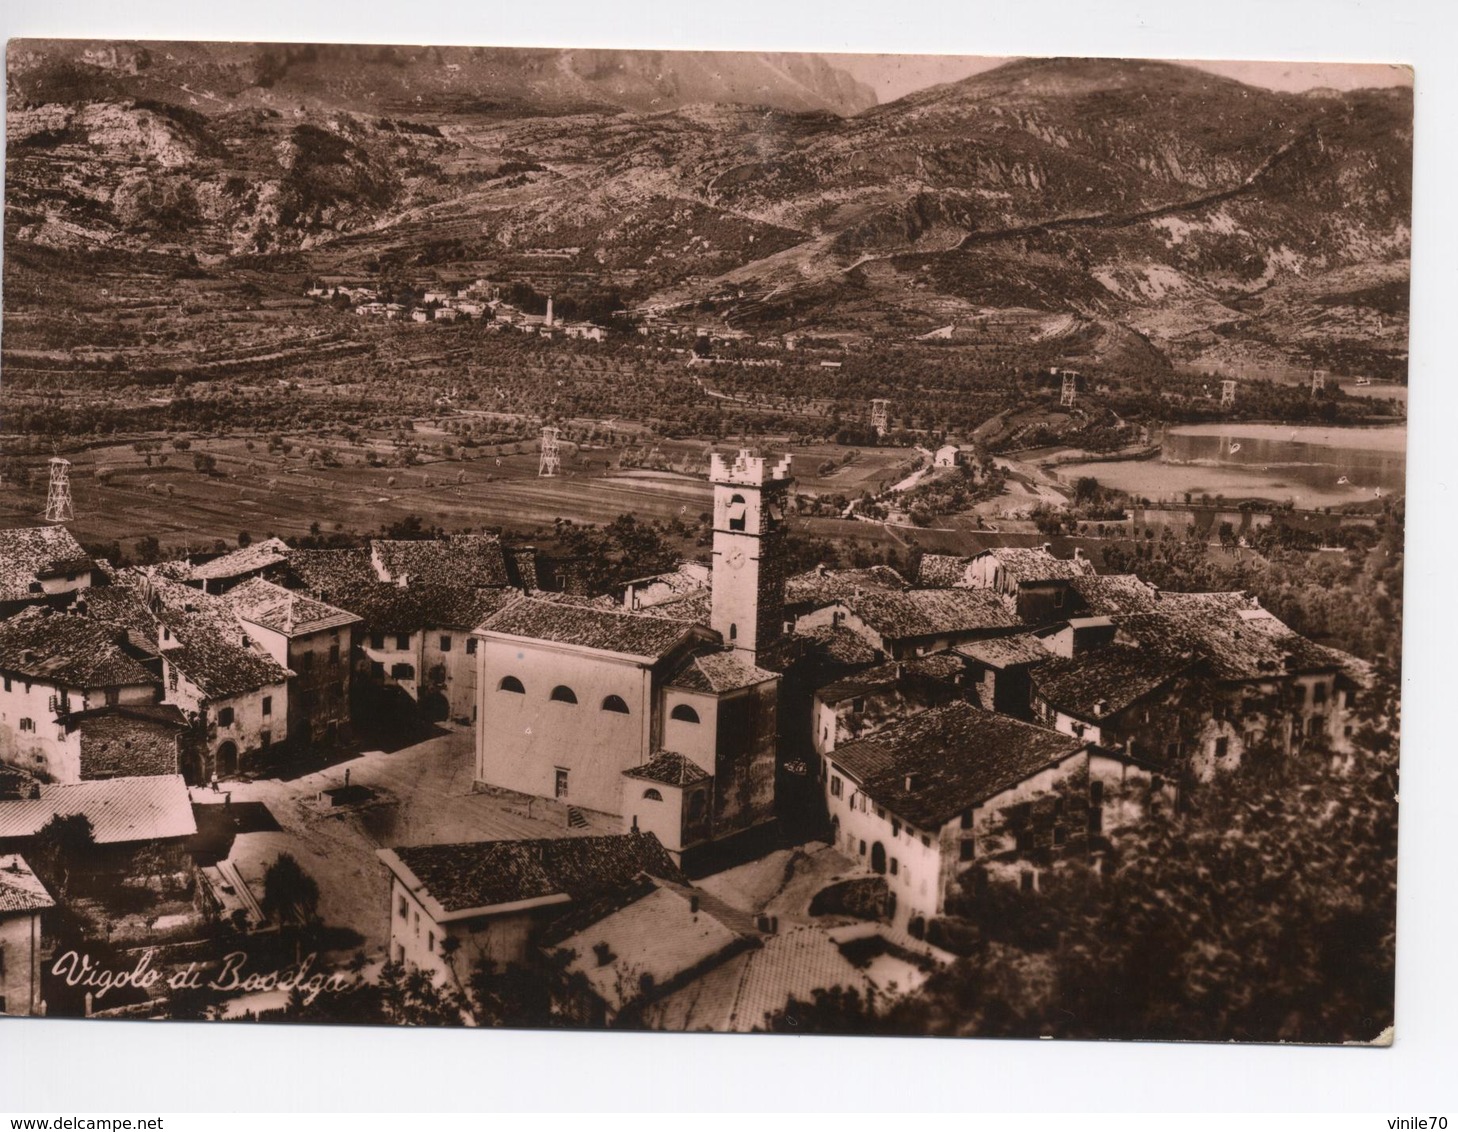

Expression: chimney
xmin=815 ymin=562 xmax=828 ymax=577
xmin=1042 ymin=543 xmax=1053 ymax=554
xmin=904 ymin=773 xmax=916 ymax=791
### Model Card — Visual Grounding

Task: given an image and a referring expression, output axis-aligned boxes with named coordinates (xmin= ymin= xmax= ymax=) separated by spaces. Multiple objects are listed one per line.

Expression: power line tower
xmin=1220 ymin=379 xmax=1237 ymax=408
xmin=538 ymin=426 xmax=561 ymax=478
xmin=43 ymin=457 xmax=74 ymax=523
xmin=1311 ymin=370 xmax=1327 ymax=395
xmin=869 ymin=398 xmax=890 ymax=437
xmin=1060 ymin=371 xmax=1078 ymax=408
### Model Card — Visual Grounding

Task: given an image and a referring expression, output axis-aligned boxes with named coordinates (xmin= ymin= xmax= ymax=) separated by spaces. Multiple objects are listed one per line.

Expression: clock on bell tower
xmin=709 ymin=448 xmax=794 ymax=663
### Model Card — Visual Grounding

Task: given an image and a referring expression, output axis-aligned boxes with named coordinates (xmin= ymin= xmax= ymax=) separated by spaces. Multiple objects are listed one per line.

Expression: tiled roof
xmin=1066 ymin=574 xmax=1162 ymax=615
xmin=1030 ymin=645 xmax=1198 ymax=720
xmin=480 ymin=596 xmax=699 ymax=660
xmin=371 ymin=535 xmax=510 ymax=588
xmin=843 ymin=588 xmax=1022 ymax=640
xmin=641 ymin=923 xmax=874 ymax=1033
xmin=379 ymin=832 xmax=685 ymax=920
xmin=916 ymin=554 xmax=973 ymax=588
xmin=0 ymin=607 xmax=156 ymax=688
xmin=955 ymin=633 xmax=1053 ymax=669
xmin=227 ymin=578 xmax=360 ymax=637
xmin=638 ymin=590 xmax=712 ymax=625
xmin=191 ymin=538 xmax=291 ymax=581
xmin=0 ymin=525 xmax=93 ymax=603
xmin=164 ymin=615 xmax=290 ymax=699
xmin=0 ymin=854 xmax=55 ymax=914
xmin=623 ymin=563 xmax=711 ymax=601
xmin=980 ymin=547 xmax=1097 ymax=584
xmin=665 ymin=649 xmax=778 ymax=694
xmin=1153 ymin=590 xmax=1261 ymax=614
xmin=284 ymin=548 xmax=378 ymax=597
xmin=1113 ymin=606 xmax=1343 ymax=683
xmin=70 ymin=587 xmax=162 ymax=657
xmin=65 ymin=702 xmax=189 ymax=734
xmin=785 ymin=566 xmax=909 ymax=610
xmin=830 ymin=702 xmax=1085 ymax=829
xmin=544 ymin=880 xmax=758 ymax=1015
xmin=624 ymin=752 xmax=711 ymax=787
xmin=0 ymin=775 xmax=197 ymax=845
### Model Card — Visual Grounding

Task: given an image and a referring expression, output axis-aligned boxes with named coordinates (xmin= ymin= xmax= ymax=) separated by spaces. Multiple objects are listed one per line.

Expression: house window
xmin=329 ymin=644 xmax=340 ymax=665
xmin=1313 ymin=683 xmax=1328 ymax=705
xmin=396 ymin=634 xmax=411 ymax=651
xmin=729 ymin=623 xmax=737 ymax=641
xmin=395 ymin=944 xmax=404 ymax=964
xmin=960 ymin=839 xmax=975 ymax=862
xmin=890 ymin=858 xmax=899 ymax=876
xmin=829 ymin=775 xmax=843 ymax=798
xmin=960 ymin=809 xmax=973 ymax=830
xmin=1020 ymin=871 xmax=1035 ymax=893
xmin=218 ymin=707 xmax=235 ymax=727
xmin=601 ymin=695 xmax=630 ymax=714
xmin=555 ymin=768 xmax=569 ymax=799
xmin=2 ymin=677 xmax=9 ymax=692
xmin=391 ymin=663 xmax=415 ymax=680
xmin=643 ymin=789 xmax=663 ymax=801
xmin=1214 ymin=737 xmax=1230 ymax=759
xmin=1053 ymin=826 xmax=1067 ymax=847
xmin=439 ymin=635 xmax=452 ymax=652
xmin=921 ymin=834 xmax=931 ymax=848
xmin=670 ymin=703 xmax=700 ymax=724
xmin=18 ymin=718 xmax=34 ymax=733
xmin=549 ymin=685 xmax=578 ymax=705
xmin=851 ymin=697 xmax=865 ymax=713
xmin=465 ymin=638 xmax=477 ymax=655
xmin=398 ymin=896 xmax=408 ymax=919
xmin=1053 ymin=588 xmax=1065 ymax=609
xmin=105 ymin=687 xmax=120 ymax=707
xmin=427 ymin=931 xmax=434 ymax=954
xmin=499 ymin=676 xmax=525 ymax=693
xmin=262 ymin=696 xmax=273 ymax=717
xmin=891 ymin=819 xmax=901 ymax=838
xmin=858 ymin=840 xmax=866 ymax=856
xmin=298 ymin=652 xmax=314 ymax=672
xmin=1090 ymin=780 xmax=1104 ymax=806
xmin=414 ymin=911 xmax=420 ymax=936
xmin=261 ymin=731 xmax=271 ymax=749
xmin=371 ymin=632 xmax=386 ymax=650
xmin=875 ymin=805 xmax=885 ymax=819
xmin=371 ymin=661 xmax=385 ymax=679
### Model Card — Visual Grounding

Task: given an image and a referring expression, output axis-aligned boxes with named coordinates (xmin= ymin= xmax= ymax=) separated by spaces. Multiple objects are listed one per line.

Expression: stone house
xmin=963 ymin=547 xmax=1097 ymax=626
xmin=376 ymin=832 xmax=684 ymax=995
xmin=0 ymin=607 xmax=161 ymax=783
xmin=953 ymin=633 xmax=1053 ymax=718
xmin=0 ymin=526 xmax=96 ymax=618
xmin=823 ymin=702 xmax=1159 ymax=925
xmin=0 ymin=854 xmax=54 ymax=1016
xmin=226 ymin=579 xmax=360 ymax=749
xmin=809 ymin=656 xmax=964 ymax=765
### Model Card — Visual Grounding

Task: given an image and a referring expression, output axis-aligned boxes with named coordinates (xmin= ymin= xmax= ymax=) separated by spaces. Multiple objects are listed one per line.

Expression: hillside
xmin=3 ymin=48 xmax=1411 ymax=381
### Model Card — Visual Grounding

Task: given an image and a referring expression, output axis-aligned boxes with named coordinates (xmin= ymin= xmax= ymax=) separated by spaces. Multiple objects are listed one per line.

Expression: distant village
xmin=0 ymin=449 xmax=1371 ymax=1025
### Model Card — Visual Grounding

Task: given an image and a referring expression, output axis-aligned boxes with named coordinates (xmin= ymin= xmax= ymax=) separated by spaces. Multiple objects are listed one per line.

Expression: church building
xmin=471 ymin=449 xmax=791 ymax=864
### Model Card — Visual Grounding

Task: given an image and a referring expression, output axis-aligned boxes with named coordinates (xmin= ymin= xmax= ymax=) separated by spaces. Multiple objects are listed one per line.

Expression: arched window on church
xmin=601 ymin=695 xmax=630 ymax=714
xmin=670 ymin=703 xmax=700 ymax=724
xmin=499 ymin=676 xmax=525 ymax=694
xmin=727 ymin=493 xmax=748 ymax=532
xmin=550 ymin=685 xmax=578 ymax=705
xmin=642 ymin=789 xmax=663 ymax=801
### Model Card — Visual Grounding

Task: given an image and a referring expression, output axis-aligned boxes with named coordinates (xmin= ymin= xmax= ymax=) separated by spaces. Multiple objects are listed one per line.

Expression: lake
xmin=1058 ymin=422 xmax=1406 ymax=507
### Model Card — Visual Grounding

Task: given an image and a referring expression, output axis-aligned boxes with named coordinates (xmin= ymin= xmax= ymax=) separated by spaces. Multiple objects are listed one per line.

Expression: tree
xmin=260 ymin=852 xmax=321 ymax=926
xmin=30 ymin=813 xmax=95 ymax=899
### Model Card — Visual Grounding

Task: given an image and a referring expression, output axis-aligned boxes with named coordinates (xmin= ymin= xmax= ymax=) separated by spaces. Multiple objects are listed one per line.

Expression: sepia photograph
xmin=0 ymin=33 xmax=1410 ymax=1056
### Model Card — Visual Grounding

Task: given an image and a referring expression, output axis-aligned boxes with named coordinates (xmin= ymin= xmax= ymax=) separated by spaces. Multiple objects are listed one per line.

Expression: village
xmin=0 ymin=429 xmax=1375 ymax=1028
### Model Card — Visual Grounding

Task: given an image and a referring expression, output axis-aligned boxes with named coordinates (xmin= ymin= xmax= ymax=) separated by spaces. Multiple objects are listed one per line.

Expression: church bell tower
xmin=709 ymin=449 xmax=793 ymax=662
